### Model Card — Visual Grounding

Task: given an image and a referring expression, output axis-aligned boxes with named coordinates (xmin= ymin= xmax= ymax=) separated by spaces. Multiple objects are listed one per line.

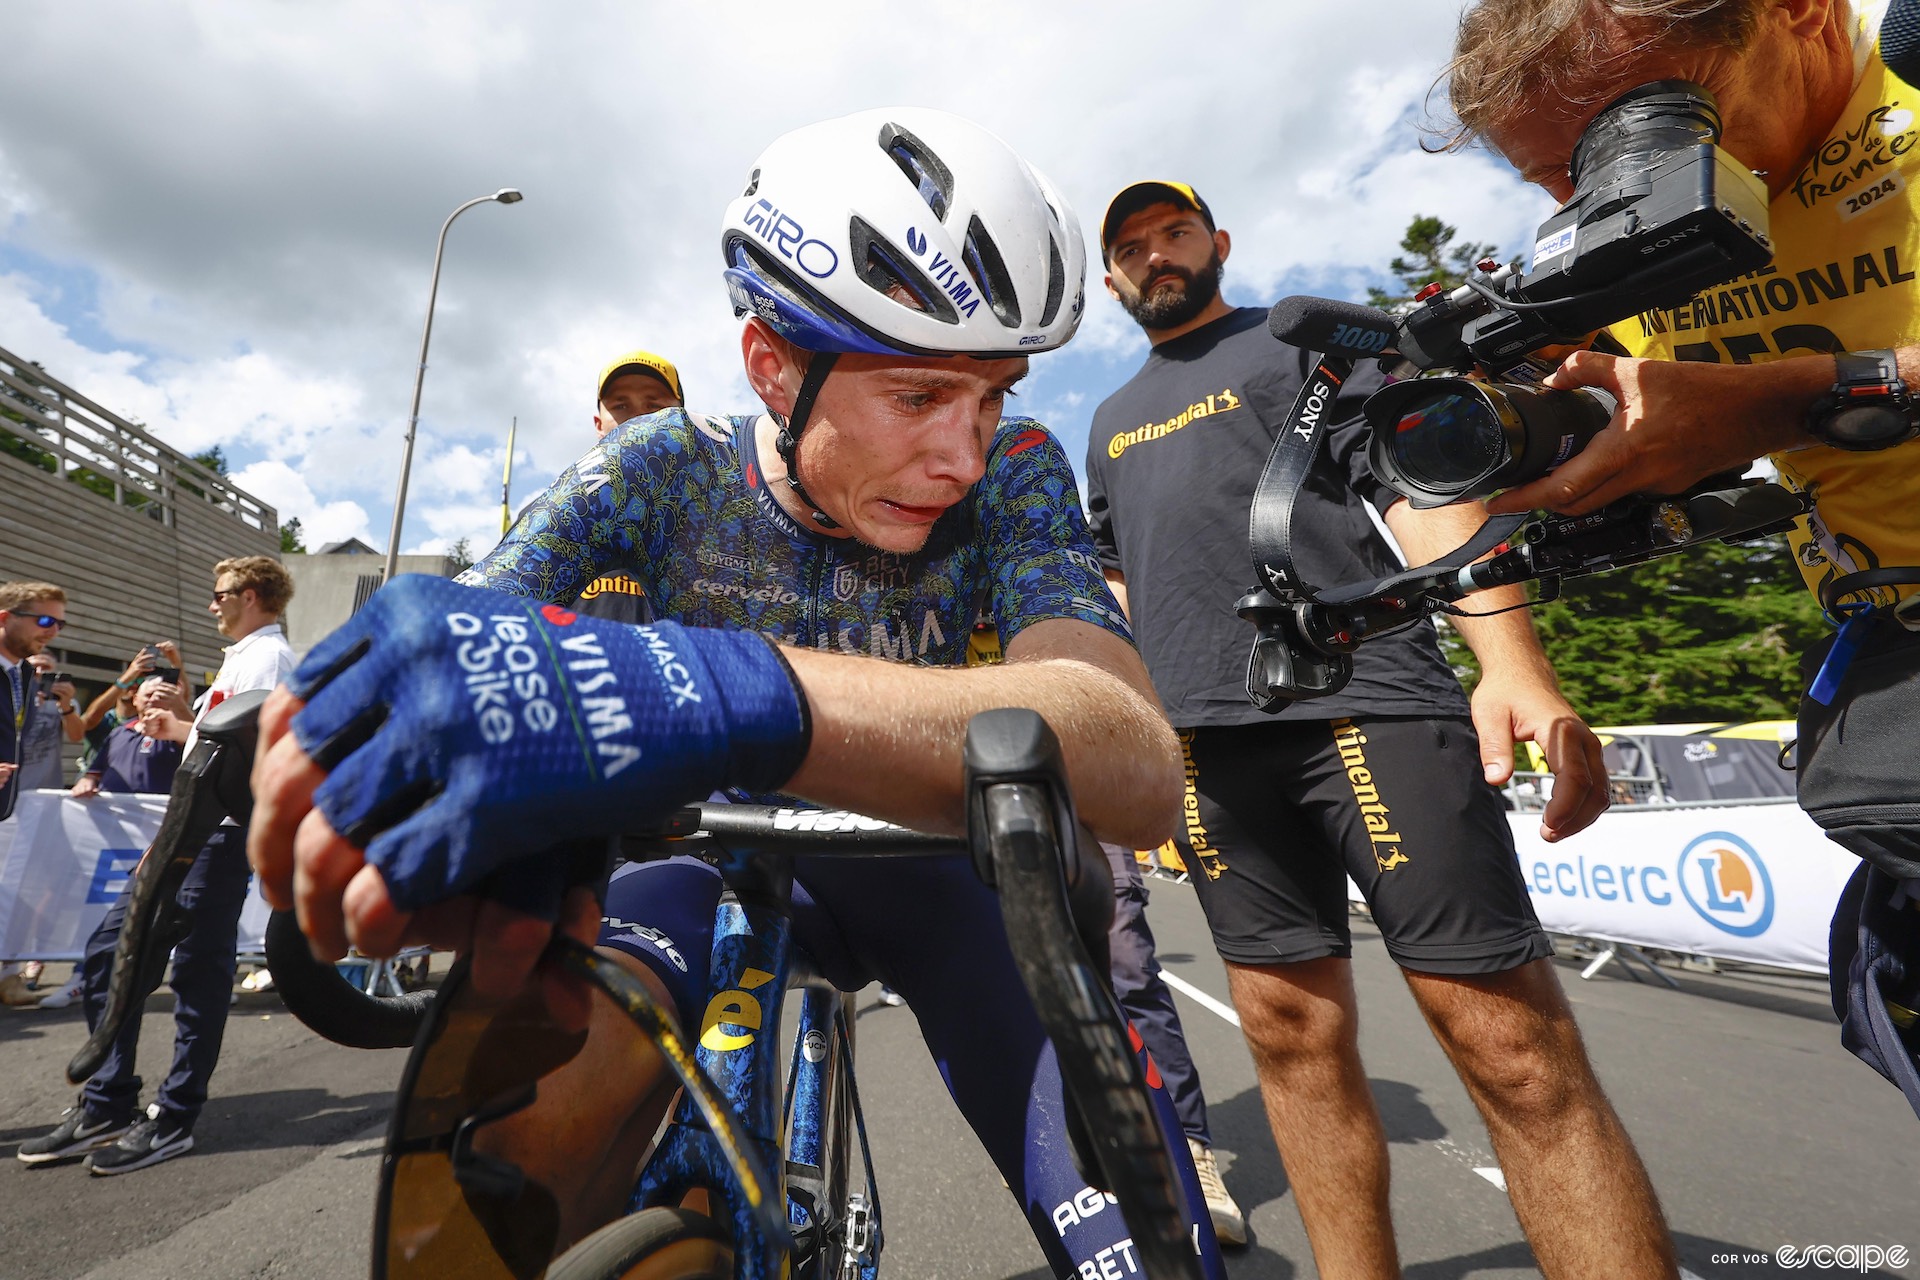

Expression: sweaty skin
xmin=248 ymin=320 xmax=1180 ymax=999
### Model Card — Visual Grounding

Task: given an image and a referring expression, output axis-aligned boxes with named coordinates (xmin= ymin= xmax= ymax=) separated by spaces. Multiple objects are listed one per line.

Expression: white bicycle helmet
xmin=721 ymin=106 xmax=1086 ymax=359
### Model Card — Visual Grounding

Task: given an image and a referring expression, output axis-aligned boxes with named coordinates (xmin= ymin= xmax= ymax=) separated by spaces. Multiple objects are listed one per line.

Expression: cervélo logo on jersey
xmin=1106 ymin=387 xmax=1241 ymax=458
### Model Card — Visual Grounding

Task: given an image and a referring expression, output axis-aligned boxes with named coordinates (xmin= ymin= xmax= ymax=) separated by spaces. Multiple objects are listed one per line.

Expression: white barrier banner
xmin=1510 ymin=803 xmax=1855 ymax=973
xmin=0 ymin=791 xmax=272 ymax=961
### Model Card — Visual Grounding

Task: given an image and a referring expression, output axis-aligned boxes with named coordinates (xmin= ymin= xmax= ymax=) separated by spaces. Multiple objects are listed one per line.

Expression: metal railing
xmin=1503 ymin=770 xmax=1799 ymax=812
xmin=0 ymin=344 xmax=276 ymax=533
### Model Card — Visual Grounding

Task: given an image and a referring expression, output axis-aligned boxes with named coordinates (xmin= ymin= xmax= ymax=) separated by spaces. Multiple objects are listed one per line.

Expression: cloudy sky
xmin=0 ymin=1 xmax=1556 ymax=555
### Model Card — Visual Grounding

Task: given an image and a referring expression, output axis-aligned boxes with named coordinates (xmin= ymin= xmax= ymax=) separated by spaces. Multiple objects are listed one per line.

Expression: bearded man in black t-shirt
xmin=1086 ymin=182 xmax=1677 ymax=1277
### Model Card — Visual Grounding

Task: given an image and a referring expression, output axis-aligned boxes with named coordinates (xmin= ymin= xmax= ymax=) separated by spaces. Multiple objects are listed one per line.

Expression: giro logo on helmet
xmin=743 ymin=198 xmax=839 ymax=279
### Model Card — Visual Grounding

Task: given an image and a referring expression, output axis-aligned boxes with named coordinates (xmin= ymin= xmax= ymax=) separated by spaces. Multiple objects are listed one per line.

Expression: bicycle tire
xmin=546 ymin=1208 xmax=734 ymax=1280
xmin=263 ymin=909 xmax=434 ymax=1050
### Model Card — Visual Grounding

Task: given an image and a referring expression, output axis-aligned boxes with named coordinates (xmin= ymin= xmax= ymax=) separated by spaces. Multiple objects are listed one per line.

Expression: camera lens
xmin=1386 ymin=390 xmax=1506 ymax=492
xmin=1364 ymin=377 xmax=1614 ymax=508
xmin=1569 ymin=83 xmax=1721 ymax=219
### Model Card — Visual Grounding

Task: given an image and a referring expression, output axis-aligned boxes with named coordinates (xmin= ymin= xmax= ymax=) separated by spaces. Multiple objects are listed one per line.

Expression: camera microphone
xmin=1268 ymin=296 xmax=1399 ymax=359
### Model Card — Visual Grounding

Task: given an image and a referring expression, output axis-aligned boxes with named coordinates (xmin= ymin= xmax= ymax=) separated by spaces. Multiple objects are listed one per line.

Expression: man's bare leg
xmin=482 ymin=948 xmax=681 ymax=1255
xmin=1226 ymin=957 xmax=1398 ymax=1280
xmin=1404 ymin=959 xmax=1677 ymax=1279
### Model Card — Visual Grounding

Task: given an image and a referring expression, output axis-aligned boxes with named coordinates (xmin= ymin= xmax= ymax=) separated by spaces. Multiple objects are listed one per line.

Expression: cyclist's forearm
xmin=780 ymin=637 xmax=1180 ymax=850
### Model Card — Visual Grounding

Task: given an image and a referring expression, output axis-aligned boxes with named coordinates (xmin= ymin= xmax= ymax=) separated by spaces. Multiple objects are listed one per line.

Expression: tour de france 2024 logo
xmin=1676 ymin=831 xmax=1776 ymax=938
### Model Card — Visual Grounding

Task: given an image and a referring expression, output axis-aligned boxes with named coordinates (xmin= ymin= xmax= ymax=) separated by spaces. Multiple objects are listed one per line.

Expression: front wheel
xmin=546 ymin=1208 xmax=735 ymax=1280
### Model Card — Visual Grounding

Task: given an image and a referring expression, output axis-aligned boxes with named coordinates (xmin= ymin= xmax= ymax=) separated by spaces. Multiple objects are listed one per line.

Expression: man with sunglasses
xmin=250 ymin=109 xmax=1225 ymax=1277
xmin=0 ymin=581 xmax=69 ymax=826
xmin=20 ymin=557 xmax=294 ymax=1174
xmin=0 ymin=583 xmax=70 ymax=1007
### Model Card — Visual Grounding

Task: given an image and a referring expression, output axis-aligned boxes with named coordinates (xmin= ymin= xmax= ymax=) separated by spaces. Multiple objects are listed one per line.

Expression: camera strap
xmin=1247 ymin=354 xmax=1527 ymax=609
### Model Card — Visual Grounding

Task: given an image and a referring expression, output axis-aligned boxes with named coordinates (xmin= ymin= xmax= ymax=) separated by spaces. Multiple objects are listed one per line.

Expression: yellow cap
xmin=596 ymin=349 xmax=684 ymax=406
xmin=1099 ymin=181 xmax=1215 ymax=262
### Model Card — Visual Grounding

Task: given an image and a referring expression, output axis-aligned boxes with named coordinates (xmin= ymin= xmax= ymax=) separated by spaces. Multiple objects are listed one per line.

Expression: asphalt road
xmin=1 ymin=878 xmax=1914 ymax=1279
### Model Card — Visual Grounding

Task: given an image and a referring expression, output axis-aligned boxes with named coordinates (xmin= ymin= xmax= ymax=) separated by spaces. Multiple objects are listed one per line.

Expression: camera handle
xmin=1243 ymin=351 xmax=1526 ymax=707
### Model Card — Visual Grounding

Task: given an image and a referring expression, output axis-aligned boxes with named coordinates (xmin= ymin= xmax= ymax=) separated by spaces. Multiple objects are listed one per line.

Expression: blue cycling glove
xmin=287 ymin=575 xmax=810 ymax=913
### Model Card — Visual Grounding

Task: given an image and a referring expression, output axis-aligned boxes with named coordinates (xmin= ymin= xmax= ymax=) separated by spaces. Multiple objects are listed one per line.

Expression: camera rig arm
xmin=1240 ymin=351 xmax=1812 ymax=711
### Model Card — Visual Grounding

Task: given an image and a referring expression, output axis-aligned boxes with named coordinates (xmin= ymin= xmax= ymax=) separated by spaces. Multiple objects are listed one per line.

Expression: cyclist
xmin=250 ymin=107 xmax=1222 ymax=1276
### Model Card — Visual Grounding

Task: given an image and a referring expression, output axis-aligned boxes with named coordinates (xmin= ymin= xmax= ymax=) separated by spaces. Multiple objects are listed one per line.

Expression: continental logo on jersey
xmin=1106 ymin=387 xmax=1241 ymax=459
xmin=1331 ymin=718 xmax=1407 ymax=872
xmin=1628 ymin=247 xmax=1916 ymax=341
xmin=1177 ymin=730 xmax=1226 ymax=880
xmin=578 ymin=573 xmax=645 ymax=602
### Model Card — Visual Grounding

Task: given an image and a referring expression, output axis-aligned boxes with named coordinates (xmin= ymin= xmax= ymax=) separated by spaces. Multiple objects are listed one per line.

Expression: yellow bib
xmin=1610 ymin=0 xmax=1920 ymax=609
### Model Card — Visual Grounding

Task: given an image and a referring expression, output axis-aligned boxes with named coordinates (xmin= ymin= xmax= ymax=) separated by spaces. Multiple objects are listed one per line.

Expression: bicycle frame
xmin=629 ymin=847 xmax=880 ymax=1280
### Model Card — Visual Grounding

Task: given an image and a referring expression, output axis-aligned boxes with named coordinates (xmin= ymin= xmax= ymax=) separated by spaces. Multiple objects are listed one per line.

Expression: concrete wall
xmin=281 ymin=554 xmax=461 ymax=652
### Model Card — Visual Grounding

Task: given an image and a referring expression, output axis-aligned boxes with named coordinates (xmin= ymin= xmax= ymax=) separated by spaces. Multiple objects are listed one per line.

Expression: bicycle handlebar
xmin=965 ymin=708 xmax=1204 ymax=1280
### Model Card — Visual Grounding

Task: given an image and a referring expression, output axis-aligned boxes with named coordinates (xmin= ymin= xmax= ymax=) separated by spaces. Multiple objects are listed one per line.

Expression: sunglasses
xmin=210 ymin=589 xmax=245 ymax=604
xmin=375 ymin=937 xmax=775 ymax=1280
xmin=30 ymin=615 xmax=65 ymax=630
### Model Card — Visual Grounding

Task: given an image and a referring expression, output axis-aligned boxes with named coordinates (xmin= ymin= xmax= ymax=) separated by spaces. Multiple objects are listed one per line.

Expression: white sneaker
xmin=1188 ymin=1138 xmax=1248 ymax=1247
xmin=35 ymin=976 xmax=83 ymax=1010
xmin=240 ymin=969 xmax=274 ymax=993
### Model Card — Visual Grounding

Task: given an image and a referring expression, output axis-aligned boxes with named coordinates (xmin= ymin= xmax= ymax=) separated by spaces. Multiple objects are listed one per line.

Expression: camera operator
xmin=1450 ymin=0 xmax=1920 ymax=1101
xmin=1086 ymin=183 xmax=1673 ymax=1277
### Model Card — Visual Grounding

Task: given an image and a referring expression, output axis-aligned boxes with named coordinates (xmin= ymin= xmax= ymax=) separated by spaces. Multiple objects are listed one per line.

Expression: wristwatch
xmin=1806 ymin=350 xmax=1920 ymax=451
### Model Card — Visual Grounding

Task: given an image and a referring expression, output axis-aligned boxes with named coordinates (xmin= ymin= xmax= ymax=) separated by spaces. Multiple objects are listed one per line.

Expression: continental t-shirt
xmin=1085 ymin=307 xmax=1470 ymax=728
xmin=574 ymin=571 xmax=651 ymax=625
xmin=1610 ymin=0 xmax=1920 ymax=609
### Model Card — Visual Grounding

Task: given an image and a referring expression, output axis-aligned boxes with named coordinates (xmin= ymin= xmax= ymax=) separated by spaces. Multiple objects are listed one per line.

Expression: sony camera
xmin=1281 ymin=80 xmax=1773 ymax=509
xmin=1243 ymin=81 xmax=1802 ymax=709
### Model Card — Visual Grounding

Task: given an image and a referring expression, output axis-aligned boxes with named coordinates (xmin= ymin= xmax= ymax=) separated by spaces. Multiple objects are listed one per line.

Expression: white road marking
xmin=1680 ymin=1270 xmax=1711 ymax=1280
xmin=1472 ymin=1167 xmax=1508 ymax=1192
xmin=1161 ymin=970 xmax=1242 ymax=1027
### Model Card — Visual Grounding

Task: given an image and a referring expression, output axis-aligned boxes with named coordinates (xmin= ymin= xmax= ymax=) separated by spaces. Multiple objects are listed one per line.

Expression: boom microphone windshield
xmin=1268 ymin=296 xmax=1398 ymax=358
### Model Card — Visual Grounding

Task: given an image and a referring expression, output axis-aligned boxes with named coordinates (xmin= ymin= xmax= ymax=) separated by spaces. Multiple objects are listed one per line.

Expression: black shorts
xmin=1170 ymin=716 xmax=1550 ymax=975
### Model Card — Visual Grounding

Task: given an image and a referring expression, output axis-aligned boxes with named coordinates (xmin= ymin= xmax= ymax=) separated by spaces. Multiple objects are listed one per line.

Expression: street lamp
xmin=382 ymin=187 xmax=524 ymax=583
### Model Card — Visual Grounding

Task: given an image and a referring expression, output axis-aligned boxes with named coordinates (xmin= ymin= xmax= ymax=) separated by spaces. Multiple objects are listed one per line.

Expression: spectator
xmin=0 ymin=582 xmax=68 ymax=1008
xmin=79 ymin=643 xmax=188 ymax=771
xmin=17 ymin=670 xmax=84 ymax=793
xmin=0 ymin=581 xmax=66 ymax=822
xmin=71 ymin=678 xmax=185 ymax=799
xmin=579 ymin=349 xmax=684 ymax=624
xmin=18 ymin=557 xmax=294 ymax=1175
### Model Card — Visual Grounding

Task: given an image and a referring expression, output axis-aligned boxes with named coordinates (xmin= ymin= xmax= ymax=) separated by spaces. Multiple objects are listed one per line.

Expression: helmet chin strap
xmin=772 ymin=351 xmax=841 ymax=529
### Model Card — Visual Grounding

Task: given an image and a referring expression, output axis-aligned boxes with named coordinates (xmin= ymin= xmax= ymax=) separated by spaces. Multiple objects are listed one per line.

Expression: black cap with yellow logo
xmin=597 ymin=349 xmax=685 ymax=406
xmin=1100 ymin=181 xmax=1215 ymax=263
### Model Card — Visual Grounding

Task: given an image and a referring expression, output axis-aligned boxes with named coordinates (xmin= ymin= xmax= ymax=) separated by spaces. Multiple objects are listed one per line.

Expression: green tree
xmin=190 ymin=445 xmax=229 ymax=476
xmin=1366 ymin=215 xmax=1501 ymax=310
xmin=279 ymin=516 xmax=307 ymax=554
xmin=1440 ymin=539 xmax=1825 ymax=724
xmin=447 ymin=536 xmax=475 ymax=572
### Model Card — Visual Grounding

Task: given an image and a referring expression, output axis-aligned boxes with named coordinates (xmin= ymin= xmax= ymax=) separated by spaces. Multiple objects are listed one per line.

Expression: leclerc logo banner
xmin=1504 ymin=804 xmax=1853 ymax=973
xmin=1676 ymin=831 xmax=1777 ymax=938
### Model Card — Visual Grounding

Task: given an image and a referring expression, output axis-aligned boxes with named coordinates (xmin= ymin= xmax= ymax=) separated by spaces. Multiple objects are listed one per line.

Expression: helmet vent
xmin=963 ymin=217 xmax=1020 ymax=329
xmin=849 ymin=216 xmax=959 ymax=324
xmin=1038 ymin=234 xmax=1066 ymax=328
xmin=878 ymin=124 xmax=953 ymax=222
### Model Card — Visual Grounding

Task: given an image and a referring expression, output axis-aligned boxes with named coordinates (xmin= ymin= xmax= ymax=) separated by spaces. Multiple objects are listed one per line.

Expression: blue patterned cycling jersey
xmin=461 ymin=409 xmax=1131 ymax=663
